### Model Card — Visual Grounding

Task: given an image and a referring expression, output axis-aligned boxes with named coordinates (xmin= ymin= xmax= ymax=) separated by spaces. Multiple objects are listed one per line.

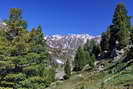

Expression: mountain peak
xmin=45 ymin=34 xmax=101 ymax=49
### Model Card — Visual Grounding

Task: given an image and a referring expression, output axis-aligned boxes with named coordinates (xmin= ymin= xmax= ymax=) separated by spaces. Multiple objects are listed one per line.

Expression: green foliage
xmin=112 ymin=3 xmax=131 ymax=48
xmin=100 ymin=82 xmax=105 ymax=89
xmin=100 ymin=30 xmax=110 ymax=51
xmin=74 ymin=40 xmax=98 ymax=71
xmin=130 ymin=27 xmax=133 ymax=44
xmin=4 ymin=73 xmax=26 ymax=82
xmin=5 ymin=8 xmax=27 ymax=41
xmin=19 ymin=76 xmax=47 ymax=89
xmin=101 ymin=3 xmax=131 ymax=51
xmin=84 ymin=40 xmax=98 ymax=63
xmin=74 ymin=47 xmax=86 ymax=71
xmin=18 ymin=67 xmax=55 ymax=89
xmin=90 ymin=54 xmax=96 ymax=67
xmin=8 ymin=8 xmax=27 ymax=29
xmin=64 ymin=60 xmax=71 ymax=78
xmin=0 ymin=8 xmax=55 ymax=89
xmin=84 ymin=40 xmax=101 ymax=58
xmin=127 ymin=46 xmax=133 ymax=59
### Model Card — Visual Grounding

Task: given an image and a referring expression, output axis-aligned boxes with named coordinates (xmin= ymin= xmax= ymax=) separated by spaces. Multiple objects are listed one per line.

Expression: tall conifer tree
xmin=112 ymin=3 xmax=131 ymax=49
xmin=0 ymin=8 xmax=55 ymax=89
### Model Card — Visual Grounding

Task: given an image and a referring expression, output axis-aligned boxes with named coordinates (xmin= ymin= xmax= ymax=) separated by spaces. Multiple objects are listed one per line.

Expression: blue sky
xmin=0 ymin=0 xmax=133 ymax=35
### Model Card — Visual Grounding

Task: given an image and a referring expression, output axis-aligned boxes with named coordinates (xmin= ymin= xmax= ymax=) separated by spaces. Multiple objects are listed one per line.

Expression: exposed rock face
xmin=46 ymin=34 xmax=101 ymax=80
xmin=45 ymin=34 xmax=100 ymax=49
xmin=46 ymin=34 xmax=101 ymax=61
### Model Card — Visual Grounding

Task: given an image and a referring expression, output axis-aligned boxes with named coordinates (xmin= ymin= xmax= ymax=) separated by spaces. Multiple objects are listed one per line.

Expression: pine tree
xmin=109 ymin=25 xmax=118 ymax=50
xmin=100 ymin=27 xmax=110 ymax=52
xmin=90 ymin=54 xmax=96 ymax=67
xmin=100 ymin=3 xmax=131 ymax=52
xmin=85 ymin=40 xmax=97 ymax=66
xmin=5 ymin=8 xmax=27 ymax=40
xmin=64 ymin=60 xmax=71 ymax=79
xmin=84 ymin=39 xmax=101 ymax=58
xmin=130 ymin=27 xmax=133 ymax=44
xmin=84 ymin=51 xmax=95 ymax=67
xmin=112 ymin=3 xmax=131 ymax=49
xmin=74 ymin=46 xmax=86 ymax=71
xmin=0 ymin=8 xmax=55 ymax=89
xmin=8 ymin=8 xmax=27 ymax=29
xmin=74 ymin=41 xmax=97 ymax=71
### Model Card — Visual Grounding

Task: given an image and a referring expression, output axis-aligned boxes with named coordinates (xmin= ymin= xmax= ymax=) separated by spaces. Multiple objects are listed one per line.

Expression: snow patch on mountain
xmin=45 ymin=34 xmax=100 ymax=49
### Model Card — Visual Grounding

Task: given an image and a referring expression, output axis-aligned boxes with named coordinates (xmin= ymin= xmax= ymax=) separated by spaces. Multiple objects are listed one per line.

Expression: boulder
xmin=55 ymin=69 xmax=66 ymax=80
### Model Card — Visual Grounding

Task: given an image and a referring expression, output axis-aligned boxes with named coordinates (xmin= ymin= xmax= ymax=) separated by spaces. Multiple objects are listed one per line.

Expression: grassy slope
xmin=47 ymin=59 xmax=133 ymax=89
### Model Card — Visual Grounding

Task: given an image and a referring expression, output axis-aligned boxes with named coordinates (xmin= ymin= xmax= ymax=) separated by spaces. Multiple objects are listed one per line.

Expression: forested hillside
xmin=48 ymin=3 xmax=133 ymax=89
xmin=0 ymin=2 xmax=133 ymax=89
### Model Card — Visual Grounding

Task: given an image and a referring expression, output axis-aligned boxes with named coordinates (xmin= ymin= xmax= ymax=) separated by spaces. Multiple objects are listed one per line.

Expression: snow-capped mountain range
xmin=45 ymin=34 xmax=101 ymax=62
xmin=0 ymin=20 xmax=101 ymax=61
xmin=0 ymin=20 xmax=101 ymax=63
xmin=45 ymin=34 xmax=101 ymax=50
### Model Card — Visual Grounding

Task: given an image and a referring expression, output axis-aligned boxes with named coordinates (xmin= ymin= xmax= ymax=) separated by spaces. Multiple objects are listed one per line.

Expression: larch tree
xmin=112 ymin=3 xmax=131 ymax=49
